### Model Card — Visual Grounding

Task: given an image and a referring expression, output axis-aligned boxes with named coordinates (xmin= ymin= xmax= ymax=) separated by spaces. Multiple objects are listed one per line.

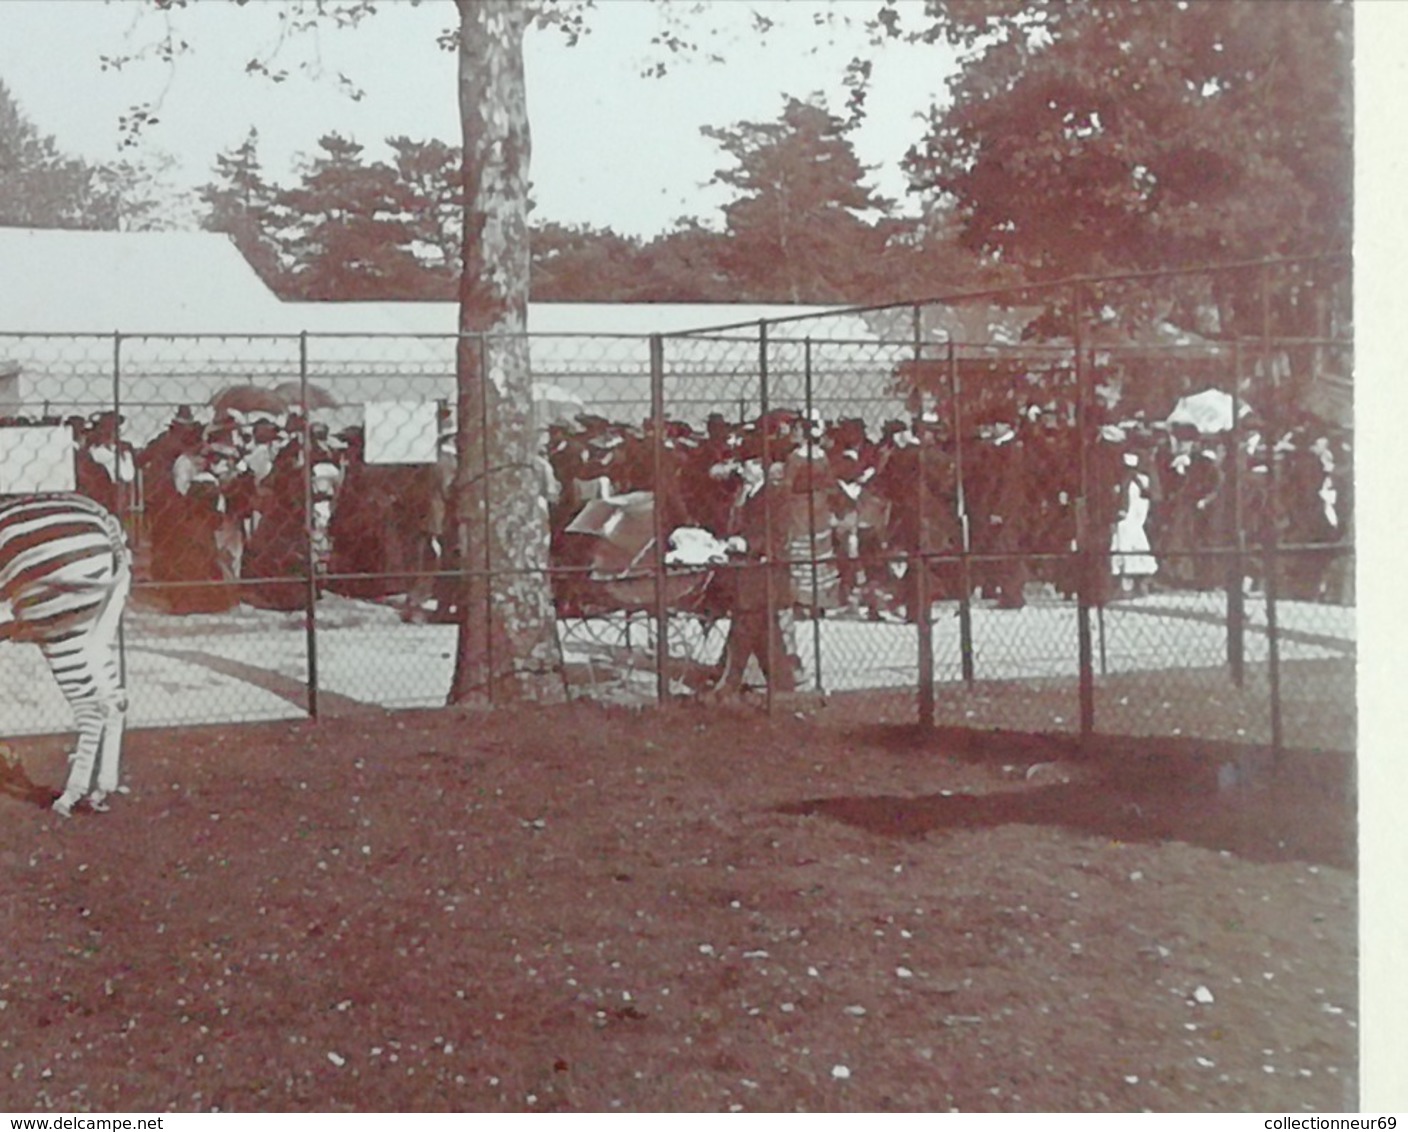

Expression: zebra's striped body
xmin=1 ymin=493 xmax=131 ymax=815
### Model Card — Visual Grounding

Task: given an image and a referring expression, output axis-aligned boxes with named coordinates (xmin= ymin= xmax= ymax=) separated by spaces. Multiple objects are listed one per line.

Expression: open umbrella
xmin=210 ymin=383 xmax=288 ymax=417
xmin=1166 ymin=388 xmax=1252 ymax=435
xmin=272 ymin=380 xmax=340 ymax=411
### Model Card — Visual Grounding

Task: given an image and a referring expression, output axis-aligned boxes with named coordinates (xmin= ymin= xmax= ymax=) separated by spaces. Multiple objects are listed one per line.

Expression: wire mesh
xmin=0 ymin=255 xmax=1353 ymax=751
xmin=658 ymin=257 xmax=1352 ymax=749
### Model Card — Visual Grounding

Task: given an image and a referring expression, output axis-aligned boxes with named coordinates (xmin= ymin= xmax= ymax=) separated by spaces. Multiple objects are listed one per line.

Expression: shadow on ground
xmin=778 ymin=724 xmax=1355 ymax=870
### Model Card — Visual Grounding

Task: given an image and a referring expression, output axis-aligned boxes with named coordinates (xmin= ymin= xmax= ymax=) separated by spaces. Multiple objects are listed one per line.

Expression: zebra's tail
xmin=92 ymin=507 xmax=133 ymax=623
xmin=99 ymin=507 xmax=133 ymax=586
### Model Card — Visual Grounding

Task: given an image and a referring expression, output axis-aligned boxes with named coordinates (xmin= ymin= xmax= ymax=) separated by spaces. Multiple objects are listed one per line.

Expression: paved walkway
xmin=1 ymin=591 xmax=1354 ymax=738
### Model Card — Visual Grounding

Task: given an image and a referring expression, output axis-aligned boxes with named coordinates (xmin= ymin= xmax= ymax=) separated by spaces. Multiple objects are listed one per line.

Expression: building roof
xmin=0 ymin=229 xmax=903 ymax=434
xmin=0 ymin=227 xmax=296 ymax=335
xmin=0 ymin=228 xmax=871 ymax=339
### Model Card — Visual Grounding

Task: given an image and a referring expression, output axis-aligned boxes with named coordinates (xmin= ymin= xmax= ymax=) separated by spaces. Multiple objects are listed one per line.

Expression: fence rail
xmin=0 ymin=256 xmax=1353 ymax=753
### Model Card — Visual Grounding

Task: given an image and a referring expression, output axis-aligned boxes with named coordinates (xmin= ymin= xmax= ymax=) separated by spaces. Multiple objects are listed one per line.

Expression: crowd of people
xmin=541 ymin=401 xmax=1353 ymax=622
xmin=2 ymin=391 xmax=1352 ymax=657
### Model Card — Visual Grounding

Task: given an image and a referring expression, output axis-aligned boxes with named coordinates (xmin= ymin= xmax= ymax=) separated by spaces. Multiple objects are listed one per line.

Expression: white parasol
xmin=1166 ymin=389 xmax=1253 ymax=435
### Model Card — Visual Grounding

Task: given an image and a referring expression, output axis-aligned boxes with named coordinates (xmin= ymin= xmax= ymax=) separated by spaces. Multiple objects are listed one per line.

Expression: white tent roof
xmin=0 ymin=227 xmax=299 ymax=335
xmin=0 ymin=228 xmax=877 ymax=342
xmin=0 ymin=229 xmax=900 ymax=432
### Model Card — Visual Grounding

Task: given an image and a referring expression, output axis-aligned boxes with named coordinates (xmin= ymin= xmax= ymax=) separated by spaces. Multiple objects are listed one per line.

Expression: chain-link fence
xmin=1 ymin=255 xmax=1352 ymax=753
xmin=657 ymin=256 xmax=1353 ymax=751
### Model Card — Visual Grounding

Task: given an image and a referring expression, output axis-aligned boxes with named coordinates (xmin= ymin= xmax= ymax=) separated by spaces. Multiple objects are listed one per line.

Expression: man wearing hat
xmin=135 ymin=405 xmax=233 ymax=612
xmin=715 ymin=436 xmax=797 ymax=696
xmin=201 ymin=414 xmax=256 ymax=592
xmin=679 ymin=413 xmax=741 ymax=537
xmin=75 ymin=410 xmax=136 ymax=516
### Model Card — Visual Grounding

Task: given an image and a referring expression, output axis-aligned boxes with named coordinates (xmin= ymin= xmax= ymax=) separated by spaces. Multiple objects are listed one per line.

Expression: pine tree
xmin=704 ymin=96 xmax=893 ymax=303
xmin=198 ymin=128 xmax=285 ymax=290
xmin=0 ymin=80 xmax=116 ymax=229
xmin=276 ymin=132 xmax=426 ymax=300
xmin=387 ymin=136 xmax=462 ymax=296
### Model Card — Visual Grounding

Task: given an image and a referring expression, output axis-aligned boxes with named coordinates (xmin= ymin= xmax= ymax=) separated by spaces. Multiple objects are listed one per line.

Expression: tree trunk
xmin=449 ymin=0 xmax=564 ymax=703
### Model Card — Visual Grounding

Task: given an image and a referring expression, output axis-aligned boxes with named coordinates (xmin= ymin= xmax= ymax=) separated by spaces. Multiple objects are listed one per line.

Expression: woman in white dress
xmin=1111 ymin=452 xmax=1158 ymax=594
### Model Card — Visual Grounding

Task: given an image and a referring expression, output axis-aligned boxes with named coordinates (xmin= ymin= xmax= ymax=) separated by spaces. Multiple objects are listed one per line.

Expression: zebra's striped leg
xmin=53 ymin=700 xmax=104 ymax=818
xmin=88 ymin=692 xmax=128 ymax=811
xmin=62 ymin=564 xmax=130 ymax=815
xmin=87 ymin=618 xmax=128 ymax=808
xmin=47 ymin=629 xmax=126 ymax=817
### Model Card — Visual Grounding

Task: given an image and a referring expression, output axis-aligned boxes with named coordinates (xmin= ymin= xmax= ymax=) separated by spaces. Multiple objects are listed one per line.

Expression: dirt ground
xmin=0 ymin=698 xmax=1356 ymax=1113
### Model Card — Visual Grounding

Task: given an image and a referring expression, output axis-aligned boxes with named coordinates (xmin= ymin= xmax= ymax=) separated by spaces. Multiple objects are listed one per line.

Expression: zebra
xmin=1 ymin=493 xmax=132 ymax=816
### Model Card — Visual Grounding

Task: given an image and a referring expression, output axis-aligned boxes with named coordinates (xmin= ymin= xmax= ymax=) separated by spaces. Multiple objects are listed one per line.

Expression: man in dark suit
xmin=715 ymin=445 xmax=797 ymax=695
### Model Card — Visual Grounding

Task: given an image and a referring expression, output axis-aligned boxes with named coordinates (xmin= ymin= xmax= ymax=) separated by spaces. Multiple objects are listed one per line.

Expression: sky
xmin=0 ymin=0 xmax=959 ymax=238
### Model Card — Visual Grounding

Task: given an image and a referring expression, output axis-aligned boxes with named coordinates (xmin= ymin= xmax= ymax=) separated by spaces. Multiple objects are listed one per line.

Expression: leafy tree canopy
xmin=530 ymin=221 xmax=651 ymax=302
xmin=191 ymin=96 xmax=1001 ymax=306
xmin=899 ymin=0 xmax=1351 ymax=327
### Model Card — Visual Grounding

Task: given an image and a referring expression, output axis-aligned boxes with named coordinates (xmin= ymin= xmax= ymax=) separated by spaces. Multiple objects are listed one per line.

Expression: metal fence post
xmin=758 ymin=321 xmax=776 ymax=716
xmin=110 ymin=332 xmax=127 ymax=521
xmin=1073 ymin=284 xmax=1096 ymax=741
xmin=112 ymin=331 xmax=129 ymax=697
xmin=650 ymin=334 xmax=669 ymax=704
xmin=1261 ymin=265 xmax=1284 ymax=761
xmin=1228 ymin=338 xmax=1246 ymax=687
xmin=947 ymin=338 xmax=975 ymax=686
xmin=914 ymin=306 xmax=935 ymax=727
xmin=299 ymin=332 xmax=319 ymax=719
xmin=803 ymin=337 xmax=823 ymax=694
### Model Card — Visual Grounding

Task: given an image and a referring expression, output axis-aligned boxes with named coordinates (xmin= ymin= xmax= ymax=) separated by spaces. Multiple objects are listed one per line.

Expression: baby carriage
xmin=558 ymin=491 xmax=730 ymax=694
